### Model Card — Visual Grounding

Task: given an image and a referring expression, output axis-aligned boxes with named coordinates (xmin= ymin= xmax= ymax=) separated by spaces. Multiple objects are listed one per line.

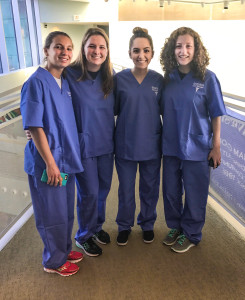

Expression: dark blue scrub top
xmin=21 ymin=67 xmax=84 ymax=175
xmin=66 ymin=67 xmax=115 ymax=159
xmin=161 ymin=68 xmax=226 ymax=161
xmin=114 ymin=69 xmax=163 ymax=161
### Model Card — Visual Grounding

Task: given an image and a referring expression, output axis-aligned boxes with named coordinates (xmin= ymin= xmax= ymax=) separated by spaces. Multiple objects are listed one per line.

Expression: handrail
xmin=0 ymin=72 xmax=245 ymax=120
xmin=222 ymin=92 xmax=245 ymax=103
xmin=0 ymin=90 xmax=21 ymax=125
xmin=0 ymin=92 xmax=21 ymax=107
xmin=0 ymin=86 xmax=22 ymax=99
xmin=0 ymin=100 xmax=20 ymax=117
xmin=223 ymin=96 xmax=245 ymax=113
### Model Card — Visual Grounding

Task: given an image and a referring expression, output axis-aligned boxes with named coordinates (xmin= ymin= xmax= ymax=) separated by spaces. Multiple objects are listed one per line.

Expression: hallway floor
xmin=1 ymin=173 xmax=245 ymax=300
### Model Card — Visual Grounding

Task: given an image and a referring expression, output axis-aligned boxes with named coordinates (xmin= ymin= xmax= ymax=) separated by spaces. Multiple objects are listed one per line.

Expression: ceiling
xmin=67 ymin=0 xmax=243 ymax=5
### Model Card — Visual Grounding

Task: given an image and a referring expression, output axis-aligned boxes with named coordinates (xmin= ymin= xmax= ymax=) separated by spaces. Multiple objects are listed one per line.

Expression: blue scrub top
xmin=21 ymin=67 xmax=84 ymax=175
xmin=161 ymin=68 xmax=226 ymax=161
xmin=66 ymin=67 xmax=115 ymax=159
xmin=114 ymin=69 xmax=163 ymax=161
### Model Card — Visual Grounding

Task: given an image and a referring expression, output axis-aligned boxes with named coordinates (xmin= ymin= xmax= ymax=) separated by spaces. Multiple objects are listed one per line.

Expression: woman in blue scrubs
xmin=21 ymin=31 xmax=84 ymax=276
xmin=114 ymin=27 xmax=163 ymax=245
xmin=160 ymin=27 xmax=226 ymax=253
xmin=65 ymin=28 xmax=115 ymax=257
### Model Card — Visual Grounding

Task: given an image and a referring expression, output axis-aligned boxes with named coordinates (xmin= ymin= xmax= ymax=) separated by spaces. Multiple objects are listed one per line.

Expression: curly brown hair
xmin=70 ymin=27 xmax=113 ymax=98
xmin=160 ymin=27 xmax=209 ymax=82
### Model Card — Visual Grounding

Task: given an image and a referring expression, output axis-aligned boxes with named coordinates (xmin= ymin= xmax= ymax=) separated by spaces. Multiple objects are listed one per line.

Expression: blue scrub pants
xmin=75 ymin=153 xmax=114 ymax=243
xmin=28 ymin=172 xmax=75 ymax=269
xmin=115 ymin=157 xmax=161 ymax=232
xmin=162 ymin=156 xmax=210 ymax=244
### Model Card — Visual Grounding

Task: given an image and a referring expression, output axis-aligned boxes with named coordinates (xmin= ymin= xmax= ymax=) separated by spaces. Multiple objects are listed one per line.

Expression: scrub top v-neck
xmin=114 ymin=68 xmax=163 ymax=161
xmin=66 ymin=67 xmax=115 ymax=159
xmin=161 ymin=68 xmax=226 ymax=161
xmin=21 ymin=67 xmax=83 ymax=175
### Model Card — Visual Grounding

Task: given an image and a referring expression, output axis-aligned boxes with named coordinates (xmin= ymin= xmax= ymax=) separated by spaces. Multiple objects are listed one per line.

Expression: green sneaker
xmin=171 ymin=234 xmax=195 ymax=253
xmin=163 ymin=229 xmax=181 ymax=246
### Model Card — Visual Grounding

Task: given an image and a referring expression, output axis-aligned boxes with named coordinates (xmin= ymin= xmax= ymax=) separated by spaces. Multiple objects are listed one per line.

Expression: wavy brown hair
xmin=70 ymin=27 xmax=113 ymax=98
xmin=160 ymin=27 xmax=209 ymax=82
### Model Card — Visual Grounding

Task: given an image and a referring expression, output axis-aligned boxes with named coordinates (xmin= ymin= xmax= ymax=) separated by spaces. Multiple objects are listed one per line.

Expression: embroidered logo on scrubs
xmin=193 ymin=82 xmax=204 ymax=92
xmin=152 ymin=86 xmax=158 ymax=95
xmin=67 ymin=91 xmax=72 ymax=98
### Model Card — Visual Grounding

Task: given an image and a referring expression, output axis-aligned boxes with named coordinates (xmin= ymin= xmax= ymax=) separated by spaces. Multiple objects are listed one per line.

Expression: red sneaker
xmin=44 ymin=261 xmax=79 ymax=277
xmin=67 ymin=251 xmax=84 ymax=263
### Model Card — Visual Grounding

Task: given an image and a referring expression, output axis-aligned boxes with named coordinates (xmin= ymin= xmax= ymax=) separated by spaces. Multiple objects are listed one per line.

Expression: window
xmin=18 ymin=0 xmax=33 ymax=67
xmin=0 ymin=0 xmax=20 ymax=71
xmin=0 ymin=0 xmax=41 ymax=74
xmin=30 ymin=0 xmax=40 ymax=64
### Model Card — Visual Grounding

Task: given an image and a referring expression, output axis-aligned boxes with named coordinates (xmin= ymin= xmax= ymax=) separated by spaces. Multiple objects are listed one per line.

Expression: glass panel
xmin=31 ymin=0 xmax=40 ymax=64
xmin=209 ymin=108 xmax=245 ymax=226
xmin=0 ymin=0 xmax=20 ymax=71
xmin=18 ymin=0 xmax=33 ymax=67
xmin=0 ymin=118 xmax=31 ymax=236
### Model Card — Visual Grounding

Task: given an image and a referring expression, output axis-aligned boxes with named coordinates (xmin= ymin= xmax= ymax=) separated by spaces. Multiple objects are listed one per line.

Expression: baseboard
xmin=208 ymin=195 xmax=245 ymax=240
xmin=0 ymin=206 xmax=33 ymax=251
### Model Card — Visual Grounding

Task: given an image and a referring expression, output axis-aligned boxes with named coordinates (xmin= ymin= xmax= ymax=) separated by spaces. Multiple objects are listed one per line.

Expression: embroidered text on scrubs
xmin=192 ymin=82 xmax=204 ymax=92
xmin=152 ymin=86 xmax=158 ymax=95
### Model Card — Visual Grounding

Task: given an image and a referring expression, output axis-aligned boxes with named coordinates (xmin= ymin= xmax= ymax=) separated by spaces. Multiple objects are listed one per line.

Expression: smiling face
xmin=83 ymin=34 xmax=108 ymax=72
xmin=175 ymin=34 xmax=195 ymax=73
xmin=44 ymin=35 xmax=73 ymax=77
xmin=129 ymin=37 xmax=153 ymax=71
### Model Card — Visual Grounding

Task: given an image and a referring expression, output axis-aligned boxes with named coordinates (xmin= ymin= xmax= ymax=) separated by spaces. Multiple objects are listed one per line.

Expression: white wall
xmin=38 ymin=0 xmax=118 ymax=23
xmin=0 ymin=67 xmax=37 ymax=94
xmin=40 ymin=23 xmax=93 ymax=61
xmin=0 ymin=23 xmax=90 ymax=94
xmin=109 ymin=20 xmax=245 ymax=97
xmin=2 ymin=14 xmax=244 ymax=98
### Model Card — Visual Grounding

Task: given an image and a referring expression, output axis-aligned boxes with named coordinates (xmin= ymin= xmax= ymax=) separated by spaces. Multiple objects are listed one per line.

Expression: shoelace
xmin=168 ymin=229 xmax=178 ymax=237
xmin=83 ymin=238 xmax=94 ymax=249
xmin=177 ymin=234 xmax=186 ymax=245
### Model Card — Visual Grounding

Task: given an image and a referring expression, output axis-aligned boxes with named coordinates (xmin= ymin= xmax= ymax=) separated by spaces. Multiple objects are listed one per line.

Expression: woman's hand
xmin=209 ymin=116 xmax=222 ymax=169
xmin=25 ymin=130 xmax=32 ymax=140
xmin=46 ymin=163 xmax=63 ymax=187
xmin=208 ymin=146 xmax=221 ymax=169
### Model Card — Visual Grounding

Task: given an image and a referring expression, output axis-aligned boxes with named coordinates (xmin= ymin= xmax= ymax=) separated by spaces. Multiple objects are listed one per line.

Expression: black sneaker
xmin=117 ymin=230 xmax=130 ymax=246
xmin=143 ymin=230 xmax=154 ymax=243
xmin=93 ymin=229 xmax=111 ymax=245
xmin=75 ymin=237 xmax=102 ymax=257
